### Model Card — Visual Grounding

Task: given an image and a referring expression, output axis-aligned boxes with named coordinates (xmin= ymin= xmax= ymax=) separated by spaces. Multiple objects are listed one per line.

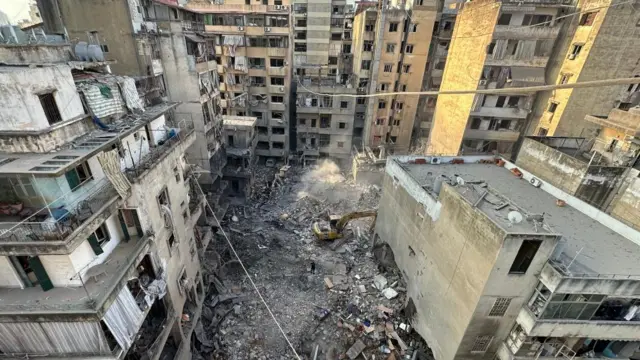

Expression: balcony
xmin=494 ymin=25 xmax=560 ymax=41
xmin=186 ymin=4 xmax=288 ymax=13
xmin=464 ymin=128 xmax=520 ymax=142
xmin=204 ymin=24 xmax=245 ymax=34
xmin=182 ymin=21 xmax=204 ymax=32
xmin=126 ymin=301 xmax=176 ymax=360
xmin=268 ymin=67 xmax=287 ymax=77
xmin=246 ymin=26 xmax=289 ymax=36
xmin=471 ymin=106 xmax=529 ymax=119
xmin=125 ymin=120 xmax=196 ymax=182
xmin=269 ymin=102 xmax=286 ymax=111
xmin=196 ymin=59 xmax=218 ymax=73
xmin=0 ymin=177 xmax=119 ymax=254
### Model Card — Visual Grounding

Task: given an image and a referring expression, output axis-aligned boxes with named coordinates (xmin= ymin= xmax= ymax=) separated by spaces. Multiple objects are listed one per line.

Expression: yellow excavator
xmin=312 ymin=210 xmax=377 ymax=241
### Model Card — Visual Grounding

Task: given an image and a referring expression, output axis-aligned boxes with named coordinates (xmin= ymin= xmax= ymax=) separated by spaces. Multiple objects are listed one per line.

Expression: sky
xmin=0 ymin=0 xmax=32 ymax=24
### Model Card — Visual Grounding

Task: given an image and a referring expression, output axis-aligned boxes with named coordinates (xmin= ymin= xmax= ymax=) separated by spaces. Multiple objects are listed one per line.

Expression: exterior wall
xmin=529 ymin=0 xmax=640 ymax=137
xmin=0 ymin=257 xmax=22 ymax=288
xmin=0 ymin=65 xmax=85 ymax=131
xmin=58 ymin=0 xmax=142 ymax=76
xmin=0 ymin=44 xmax=73 ymax=64
xmin=376 ymin=166 xmax=508 ymax=360
xmin=610 ymin=173 xmax=640 ymax=230
xmin=459 ymin=233 xmax=558 ymax=359
xmin=428 ymin=0 xmax=500 ymax=155
xmin=0 ymin=117 xmax=93 ymax=154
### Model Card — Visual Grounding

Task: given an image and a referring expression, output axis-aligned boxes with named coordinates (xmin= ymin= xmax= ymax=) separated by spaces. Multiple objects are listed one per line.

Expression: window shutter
xmin=118 ymin=211 xmax=131 ymax=241
xmin=87 ymin=233 xmax=104 ymax=255
xmin=65 ymin=169 xmax=80 ymax=190
xmin=28 ymin=256 xmax=54 ymax=291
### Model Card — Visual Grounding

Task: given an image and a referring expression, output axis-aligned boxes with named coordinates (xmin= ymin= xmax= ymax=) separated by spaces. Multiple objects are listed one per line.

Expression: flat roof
xmin=0 ymin=102 xmax=179 ymax=176
xmin=398 ymin=160 xmax=640 ymax=276
xmin=223 ymin=115 xmax=257 ymax=127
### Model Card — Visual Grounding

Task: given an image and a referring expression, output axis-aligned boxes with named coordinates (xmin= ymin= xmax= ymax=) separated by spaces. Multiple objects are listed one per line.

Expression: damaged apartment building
xmin=375 ymin=152 xmax=640 ymax=360
xmin=46 ymin=0 xmax=226 ymax=195
xmin=222 ymin=115 xmax=258 ymax=199
xmin=353 ymin=0 xmax=436 ymax=154
xmin=182 ymin=0 xmax=292 ymax=164
xmin=293 ymin=0 xmax=357 ymax=164
xmin=0 ymin=34 xmax=214 ymax=360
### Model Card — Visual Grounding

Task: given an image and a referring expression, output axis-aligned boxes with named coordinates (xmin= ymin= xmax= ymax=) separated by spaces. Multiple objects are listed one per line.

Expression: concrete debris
xmin=382 ymin=288 xmax=399 ymax=299
xmin=373 ymin=274 xmax=388 ymax=290
xmin=191 ymin=162 xmax=433 ymax=360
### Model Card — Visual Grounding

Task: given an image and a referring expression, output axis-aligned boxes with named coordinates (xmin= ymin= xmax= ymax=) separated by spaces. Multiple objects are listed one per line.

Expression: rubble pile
xmin=193 ymin=161 xmax=433 ymax=360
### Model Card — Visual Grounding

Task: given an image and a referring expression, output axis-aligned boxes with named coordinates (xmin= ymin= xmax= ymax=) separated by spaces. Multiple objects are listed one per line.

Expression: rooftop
xmin=0 ymin=102 xmax=179 ymax=176
xmin=395 ymin=157 xmax=640 ymax=276
xmin=222 ymin=115 xmax=257 ymax=128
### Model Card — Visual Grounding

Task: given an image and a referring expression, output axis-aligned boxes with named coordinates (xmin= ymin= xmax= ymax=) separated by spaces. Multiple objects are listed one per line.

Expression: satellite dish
xmin=508 ymin=211 xmax=523 ymax=224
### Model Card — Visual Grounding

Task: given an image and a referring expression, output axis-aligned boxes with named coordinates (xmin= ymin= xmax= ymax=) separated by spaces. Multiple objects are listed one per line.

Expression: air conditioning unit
xmin=479 ymin=79 xmax=488 ymax=86
xmin=264 ymin=27 xmax=272 ymax=32
xmin=567 ymin=53 xmax=576 ymax=60
xmin=279 ymin=86 xmax=285 ymax=92
xmin=530 ymin=177 xmax=542 ymax=188
xmin=238 ymin=26 xmax=244 ymax=31
xmin=275 ymin=5 xmax=282 ymax=9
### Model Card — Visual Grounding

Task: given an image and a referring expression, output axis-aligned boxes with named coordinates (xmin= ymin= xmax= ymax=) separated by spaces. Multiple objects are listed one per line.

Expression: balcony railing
xmin=125 ymin=119 xmax=196 ymax=181
xmin=0 ymin=177 xmax=118 ymax=243
xmin=182 ymin=21 xmax=205 ymax=32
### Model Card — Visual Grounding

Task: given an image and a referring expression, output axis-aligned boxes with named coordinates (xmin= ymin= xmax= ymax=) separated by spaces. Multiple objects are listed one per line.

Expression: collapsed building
xmin=222 ymin=115 xmax=257 ymax=200
xmin=375 ymin=153 xmax=640 ymax=360
xmin=0 ymin=34 xmax=213 ymax=360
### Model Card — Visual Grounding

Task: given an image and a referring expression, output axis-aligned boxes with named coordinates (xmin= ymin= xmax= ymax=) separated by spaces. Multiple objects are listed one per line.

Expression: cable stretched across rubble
xmin=192 ymin=178 xmax=303 ymax=360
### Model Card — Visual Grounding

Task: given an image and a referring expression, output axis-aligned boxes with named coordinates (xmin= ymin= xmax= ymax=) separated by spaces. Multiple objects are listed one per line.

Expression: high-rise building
xmin=354 ymin=0 xmax=437 ymax=153
xmin=0 ymin=32 xmax=213 ymax=360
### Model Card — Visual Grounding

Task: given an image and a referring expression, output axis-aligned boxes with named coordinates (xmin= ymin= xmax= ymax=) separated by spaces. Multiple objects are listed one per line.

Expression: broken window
xmin=86 ymin=223 xmax=110 ymax=255
xmin=386 ymin=43 xmax=396 ymax=53
xmin=319 ymin=134 xmax=330 ymax=147
xmin=488 ymin=297 xmax=512 ymax=317
xmin=65 ymin=162 xmax=93 ymax=191
xmin=509 ymin=240 xmax=541 ymax=274
xmin=506 ymin=39 xmax=519 ymax=56
xmin=250 ymin=76 xmax=266 ymax=86
xmin=272 ymin=127 xmax=285 ymax=135
xmin=39 ymin=92 xmax=63 ymax=125
xmin=362 ymin=60 xmax=372 ymax=70
xmin=365 ymin=21 xmax=375 ymax=32
xmin=328 ymin=56 xmax=338 ymax=65
xmin=579 ymin=11 xmax=597 ymax=26
xmin=320 ymin=115 xmax=331 ymax=128
xmin=389 ymin=22 xmax=398 ymax=32
xmin=507 ymin=96 xmax=519 ymax=107
xmin=363 ymin=41 xmax=373 ymax=52
xmin=384 ymin=64 xmax=393 ymax=72
xmin=409 ymin=23 xmax=417 ymax=32
xmin=342 ymin=44 xmax=351 ymax=53
xmin=268 ymin=37 xmax=288 ymax=48
xmin=249 ymin=57 xmax=265 ymax=69
xmin=248 ymin=15 xmax=265 ymax=26
xmin=266 ymin=15 xmax=288 ymax=27
xmin=248 ymin=37 xmax=268 ymax=47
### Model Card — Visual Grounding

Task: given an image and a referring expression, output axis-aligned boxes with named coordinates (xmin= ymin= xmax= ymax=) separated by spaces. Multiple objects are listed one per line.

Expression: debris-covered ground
xmin=194 ymin=161 xmax=433 ymax=360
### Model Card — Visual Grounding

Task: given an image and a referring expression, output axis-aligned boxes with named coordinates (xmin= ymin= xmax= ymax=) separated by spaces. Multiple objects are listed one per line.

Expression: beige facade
xmin=529 ymin=0 xmax=640 ymax=138
xmin=354 ymin=1 xmax=437 ymax=153
xmin=185 ymin=0 xmax=293 ymax=162
xmin=427 ymin=0 xmax=563 ymax=156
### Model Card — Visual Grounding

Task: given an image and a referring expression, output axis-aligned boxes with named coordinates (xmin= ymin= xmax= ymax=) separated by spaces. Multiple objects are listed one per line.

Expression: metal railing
xmin=125 ymin=119 xmax=196 ymax=181
xmin=548 ymin=259 xmax=640 ymax=280
xmin=0 ymin=177 xmax=117 ymax=243
xmin=182 ymin=21 xmax=205 ymax=32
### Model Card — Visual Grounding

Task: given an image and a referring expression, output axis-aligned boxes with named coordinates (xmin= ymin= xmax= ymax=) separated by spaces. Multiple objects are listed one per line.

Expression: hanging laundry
xmin=234 ymin=56 xmax=247 ymax=72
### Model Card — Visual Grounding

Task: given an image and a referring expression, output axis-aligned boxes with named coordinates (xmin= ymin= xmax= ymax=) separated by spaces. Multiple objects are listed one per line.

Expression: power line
xmin=436 ymin=0 xmax=637 ymax=41
xmin=191 ymin=178 xmax=302 ymax=360
xmin=297 ymin=76 xmax=640 ymax=98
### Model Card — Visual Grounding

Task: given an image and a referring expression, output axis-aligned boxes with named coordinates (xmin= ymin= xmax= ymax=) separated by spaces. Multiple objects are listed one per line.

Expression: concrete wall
xmin=428 ymin=0 xmax=500 ymax=155
xmin=376 ymin=168 xmax=507 ymax=360
xmin=58 ymin=0 xmax=143 ymax=76
xmin=0 ymin=256 xmax=23 ymax=288
xmin=529 ymin=0 xmax=640 ymax=137
xmin=0 ymin=44 xmax=73 ymax=64
xmin=0 ymin=65 xmax=84 ymax=131
xmin=0 ymin=116 xmax=93 ymax=153
xmin=610 ymin=173 xmax=640 ymax=230
xmin=539 ymin=262 xmax=640 ymax=297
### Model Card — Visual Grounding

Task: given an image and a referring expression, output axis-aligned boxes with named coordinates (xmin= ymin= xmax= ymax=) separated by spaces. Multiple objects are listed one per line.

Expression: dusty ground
xmin=193 ymin=161 xmax=432 ymax=360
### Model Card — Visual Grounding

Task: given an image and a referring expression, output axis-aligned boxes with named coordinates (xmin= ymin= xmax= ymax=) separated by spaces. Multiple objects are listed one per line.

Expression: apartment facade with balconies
xmin=427 ymin=0 xmax=564 ymax=156
xmin=0 ymin=40 xmax=210 ymax=360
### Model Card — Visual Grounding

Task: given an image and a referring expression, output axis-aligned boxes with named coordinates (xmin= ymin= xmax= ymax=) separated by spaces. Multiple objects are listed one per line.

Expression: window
xmin=363 ymin=41 xmax=373 ymax=52
xmin=365 ymin=21 xmax=375 ymax=32
xmin=87 ymin=223 xmax=110 ymax=255
xmin=376 ymin=118 xmax=385 ymax=125
xmin=569 ymin=44 xmax=583 ymax=59
xmin=271 ymin=95 xmax=284 ymax=103
xmin=357 ymin=98 xmax=366 ymax=105
xmin=337 ymin=141 xmax=344 ymax=148
xmin=272 ymin=127 xmax=285 ymax=135
xmin=331 ymin=32 xmax=341 ymax=40
xmin=295 ymin=43 xmax=307 ymax=52
xmin=100 ymin=44 xmax=110 ymax=53
xmin=339 ymin=122 xmax=346 ymax=129
xmin=386 ymin=43 xmax=396 ymax=53
xmin=559 ymin=73 xmax=571 ymax=84
xmin=409 ymin=23 xmax=417 ymax=32
xmin=342 ymin=44 xmax=351 ymax=53
xmin=362 ymin=60 xmax=372 ymax=70
xmin=487 ymin=42 xmax=496 ymax=55
xmin=399 ymin=84 xmax=407 ymax=92
xmin=250 ymin=76 xmax=266 ymax=86
xmin=405 ymin=44 xmax=414 ymax=53
xmin=65 ymin=162 xmax=93 ymax=190
xmin=540 ymin=293 xmax=610 ymax=320
xmin=507 ymin=96 xmax=519 ymax=107
xmin=249 ymin=57 xmax=265 ymax=68
xmin=471 ymin=336 xmax=493 ymax=353
xmin=435 ymin=61 xmax=445 ymax=70
xmin=548 ymin=102 xmax=558 ymax=113
xmin=402 ymin=64 xmax=411 ymax=73
xmin=380 ymin=83 xmax=389 ymax=91
xmin=311 ymin=118 xmax=317 ymax=127
xmin=494 ymin=96 xmax=506 ymax=108
xmin=395 ymin=102 xmax=404 ymax=110
xmin=497 ymin=13 xmax=512 ymax=26
xmin=488 ymin=298 xmax=512 ymax=317
xmin=328 ymin=56 xmax=338 ymax=65
xmin=509 ymin=240 xmax=542 ymax=274
xmin=319 ymin=134 xmax=330 ymax=147
xmin=299 ymin=118 xmax=306 ymax=125
xmin=378 ymin=100 xmax=386 ymax=109
xmin=296 ymin=19 xmax=307 ymax=27
xmin=38 ymin=92 xmax=63 ymax=125
xmin=389 ymin=22 xmax=398 ymax=32
xmin=507 ymin=39 xmax=519 ymax=56
xmin=173 ymin=166 xmax=181 ymax=182
xmin=270 ymin=77 xmax=285 ymax=86
xmin=393 ymin=119 xmax=400 ymax=126
xmin=384 ymin=63 xmax=393 ymax=72
xmin=579 ymin=11 xmax=597 ymax=26
xmin=340 ymin=101 xmax=349 ymax=109
xmin=523 ymin=14 xmax=552 ymax=26
xmin=270 ymin=58 xmax=285 ymax=67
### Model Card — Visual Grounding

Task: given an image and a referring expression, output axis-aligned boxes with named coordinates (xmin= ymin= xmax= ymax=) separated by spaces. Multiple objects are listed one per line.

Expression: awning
xmin=184 ymin=33 xmax=206 ymax=43
xmin=510 ymin=67 xmax=545 ymax=86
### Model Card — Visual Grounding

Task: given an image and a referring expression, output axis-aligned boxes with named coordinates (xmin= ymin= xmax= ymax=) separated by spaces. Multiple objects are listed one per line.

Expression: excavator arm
xmin=335 ymin=210 xmax=377 ymax=232
xmin=312 ymin=210 xmax=377 ymax=241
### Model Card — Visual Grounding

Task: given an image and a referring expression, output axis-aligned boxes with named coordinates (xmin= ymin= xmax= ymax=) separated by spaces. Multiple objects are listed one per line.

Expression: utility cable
xmin=192 ymin=179 xmax=302 ymax=360
xmin=296 ymin=76 xmax=640 ymax=98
